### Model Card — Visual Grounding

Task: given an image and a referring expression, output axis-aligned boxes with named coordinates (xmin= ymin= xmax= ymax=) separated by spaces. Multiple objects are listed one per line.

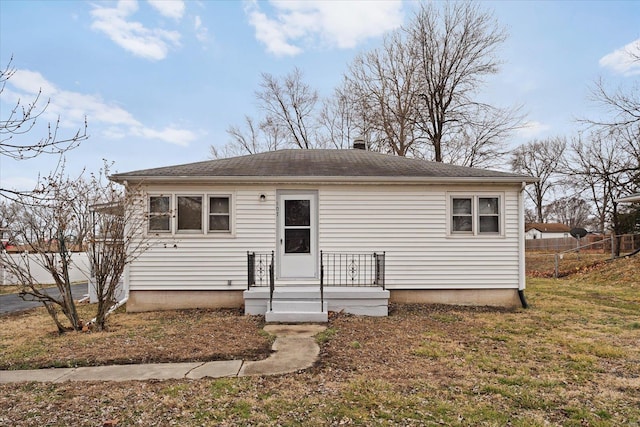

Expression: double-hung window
xmin=208 ymin=196 xmax=230 ymax=232
xmin=147 ymin=194 xmax=232 ymax=235
xmin=450 ymin=194 xmax=502 ymax=236
xmin=177 ymin=196 xmax=203 ymax=232
xmin=148 ymin=196 xmax=171 ymax=232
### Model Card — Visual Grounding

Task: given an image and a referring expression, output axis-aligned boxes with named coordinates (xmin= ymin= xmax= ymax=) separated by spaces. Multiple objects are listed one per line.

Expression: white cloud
xmin=0 ymin=176 xmax=39 ymax=192
xmin=245 ymin=0 xmax=404 ymax=56
xmin=133 ymin=126 xmax=198 ymax=146
xmin=194 ymin=15 xmax=209 ymax=43
xmin=599 ymin=38 xmax=640 ymax=76
xmin=2 ymin=69 xmax=197 ymax=147
xmin=147 ymin=0 xmax=185 ymax=20
xmin=90 ymin=0 xmax=181 ymax=61
xmin=516 ymin=121 xmax=550 ymax=139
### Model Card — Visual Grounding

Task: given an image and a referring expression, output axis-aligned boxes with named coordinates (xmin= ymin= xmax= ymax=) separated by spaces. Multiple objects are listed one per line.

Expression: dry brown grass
xmin=1 ymin=255 xmax=639 ymax=426
xmin=0 ymin=306 xmax=272 ymax=370
xmin=526 ymin=251 xmax=613 ymax=277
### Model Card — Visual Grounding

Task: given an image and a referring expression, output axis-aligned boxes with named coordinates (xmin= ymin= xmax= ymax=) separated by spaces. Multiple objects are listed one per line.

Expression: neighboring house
xmin=616 ymin=192 xmax=640 ymax=203
xmin=524 ymin=223 xmax=571 ymax=240
xmin=110 ymin=149 xmax=537 ymax=321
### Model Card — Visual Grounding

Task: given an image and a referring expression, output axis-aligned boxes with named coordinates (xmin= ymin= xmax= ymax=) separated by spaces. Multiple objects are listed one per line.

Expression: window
xmin=147 ymin=193 xmax=233 ymax=235
xmin=177 ymin=196 xmax=203 ymax=232
xmin=450 ymin=195 xmax=501 ymax=236
xmin=478 ymin=197 xmax=499 ymax=233
xmin=209 ymin=196 xmax=230 ymax=232
xmin=149 ymin=196 xmax=171 ymax=232
xmin=452 ymin=198 xmax=473 ymax=233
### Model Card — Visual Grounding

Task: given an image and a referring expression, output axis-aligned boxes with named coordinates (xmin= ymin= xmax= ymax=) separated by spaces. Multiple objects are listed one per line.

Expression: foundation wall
xmin=127 ymin=288 xmax=523 ymax=313
xmin=390 ymin=288 xmax=522 ymax=309
xmin=127 ymin=290 xmax=244 ymax=313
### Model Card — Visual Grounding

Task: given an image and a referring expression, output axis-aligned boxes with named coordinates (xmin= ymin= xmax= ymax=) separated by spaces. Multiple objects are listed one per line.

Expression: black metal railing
xmin=320 ymin=251 xmax=385 ymax=289
xmin=247 ymin=251 xmax=274 ymax=289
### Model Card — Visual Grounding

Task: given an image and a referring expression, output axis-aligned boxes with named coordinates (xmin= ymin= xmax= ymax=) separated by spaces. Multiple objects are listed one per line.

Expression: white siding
xmin=128 ymin=183 xmax=523 ymax=291
xmin=318 ymin=185 xmax=520 ymax=290
xmin=129 ymin=185 xmax=277 ymax=290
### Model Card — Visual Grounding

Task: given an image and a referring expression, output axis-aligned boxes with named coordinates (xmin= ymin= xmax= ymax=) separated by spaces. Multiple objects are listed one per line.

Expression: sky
xmin=0 ymin=0 xmax=639 ymax=192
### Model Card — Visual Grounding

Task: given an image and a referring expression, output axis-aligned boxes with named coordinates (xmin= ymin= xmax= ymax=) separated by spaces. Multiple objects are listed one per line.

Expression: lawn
xmin=0 ymin=256 xmax=639 ymax=426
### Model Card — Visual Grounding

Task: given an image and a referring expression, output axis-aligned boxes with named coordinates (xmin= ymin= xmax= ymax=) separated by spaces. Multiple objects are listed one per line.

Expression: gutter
xmin=111 ymin=174 xmax=539 ymax=186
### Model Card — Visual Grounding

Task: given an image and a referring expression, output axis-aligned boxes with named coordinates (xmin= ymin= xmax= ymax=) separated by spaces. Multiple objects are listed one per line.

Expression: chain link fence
xmin=526 ymin=234 xmax=640 ymax=278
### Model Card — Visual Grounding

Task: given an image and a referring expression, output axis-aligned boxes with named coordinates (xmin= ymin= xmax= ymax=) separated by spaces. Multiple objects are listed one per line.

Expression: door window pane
xmin=285 ymin=229 xmax=311 ymax=253
xmin=209 ymin=196 xmax=230 ymax=231
xmin=177 ymin=196 xmax=202 ymax=231
xmin=149 ymin=196 xmax=170 ymax=232
xmin=285 ymin=200 xmax=310 ymax=226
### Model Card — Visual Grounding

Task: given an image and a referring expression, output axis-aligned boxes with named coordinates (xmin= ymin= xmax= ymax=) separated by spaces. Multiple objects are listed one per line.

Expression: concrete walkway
xmin=0 ymin=324 xmax=326 ymax=383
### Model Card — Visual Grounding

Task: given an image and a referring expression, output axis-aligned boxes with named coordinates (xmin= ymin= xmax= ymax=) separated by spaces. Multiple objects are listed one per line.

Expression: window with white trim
xmin=177 ymin=196 xmax=203 ymax=232
xmin=208 ymin=196 xmax=230 ymax=232
xmin=148 ymin=196 xmax=171 ymax=232
xmin=450 ymin=195 xmax=502 ymax=236
xmin=147 ymin=193 xmax=232 ymax=235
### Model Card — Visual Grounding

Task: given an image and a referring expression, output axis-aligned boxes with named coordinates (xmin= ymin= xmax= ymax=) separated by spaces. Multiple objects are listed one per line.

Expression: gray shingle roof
xmin=111 ymin=149 xmax=536 ymax=183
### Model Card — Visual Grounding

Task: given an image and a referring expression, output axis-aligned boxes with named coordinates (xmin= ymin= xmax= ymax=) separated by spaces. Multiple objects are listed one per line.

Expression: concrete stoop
xmin=244 ymin=286 xmax=390 ymax=323
xmin=265 ymin=300 xmax=328 ymax=323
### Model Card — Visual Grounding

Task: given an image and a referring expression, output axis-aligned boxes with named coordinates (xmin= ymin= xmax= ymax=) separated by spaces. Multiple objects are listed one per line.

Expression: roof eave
xmin=110 ymin=174 xmax=538 ymax=185
xmin=615 ymin=194 xmax=640 ymax=203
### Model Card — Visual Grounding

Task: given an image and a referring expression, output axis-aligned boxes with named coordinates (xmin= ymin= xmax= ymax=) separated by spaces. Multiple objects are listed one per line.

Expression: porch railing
xmin=247 ymin=251 xmax=274 ymax=289
xmin=248 ymin=250 xmax=385 ymax=314
xmin=320 ymin=251 xmax=385 ymax=289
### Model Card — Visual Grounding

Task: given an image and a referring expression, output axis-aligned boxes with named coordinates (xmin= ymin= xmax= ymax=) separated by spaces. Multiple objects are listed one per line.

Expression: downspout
xmin=518 ymin=181 xmax=529 ymax=308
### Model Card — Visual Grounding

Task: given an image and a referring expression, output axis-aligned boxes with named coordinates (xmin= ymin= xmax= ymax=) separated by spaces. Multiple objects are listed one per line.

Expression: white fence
xmin=0 ymin=252 xmax=91 ymax=286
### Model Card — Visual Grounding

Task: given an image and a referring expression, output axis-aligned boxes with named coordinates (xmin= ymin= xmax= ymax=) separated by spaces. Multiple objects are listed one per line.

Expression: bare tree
xmin=86 ymin=165 xmax=148 ymax=331
xmin=567 ymin=133 xmax=638 ymax=254
xmin=582 ymin=49 xmax=640 ymax=173
xmin=0 ymin=168 xmax=89 ymax=332
xmin=256 ymin=67 xmax=318 ymax=149
xmin=339 ymin=1 xmax=522 ymax=164
xmin=587 ymin=77 xmax=640 ymax=131
xmin=544 ymin=196 xmax=592 ymax=229
xmin=318 ymin=81 xmax=367 ymax=150
xmin=443 ymin=105 xmax=523 ymax=167
xmin=211 ymin=115 xmax=285 ymax=159
xmin=343 ymin=30 xmax=424 ymax=155
xmin=213 ymin=68 xmax=319 ymax=156
xmin=0 ymin=164 xmax=148 ymax=332
xmin=511 ymin=137 xmax=567 ymax=223
xmin=409 ymin=1 xmax=521 ymax=163
xmin=0 ymin=57 xmax=87 ymax=199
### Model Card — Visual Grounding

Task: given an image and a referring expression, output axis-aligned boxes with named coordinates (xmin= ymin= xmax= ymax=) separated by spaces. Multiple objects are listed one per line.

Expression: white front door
xmin=277 ymin=191 xmax=318 ymax=279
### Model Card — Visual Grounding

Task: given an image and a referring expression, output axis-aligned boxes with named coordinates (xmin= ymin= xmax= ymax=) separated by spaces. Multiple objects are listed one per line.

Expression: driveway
xmin=0 ymin=283 xmax=88 ymax=315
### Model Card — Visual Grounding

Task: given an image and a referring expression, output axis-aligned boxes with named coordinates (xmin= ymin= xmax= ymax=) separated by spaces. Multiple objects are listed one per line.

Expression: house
xmin=110 ymin=149 xmax=537 ymax=321
xmin=524 ymin=223 xmax=571 ymax=240
xmin=616 ymin=192 xmax=640 ymax=203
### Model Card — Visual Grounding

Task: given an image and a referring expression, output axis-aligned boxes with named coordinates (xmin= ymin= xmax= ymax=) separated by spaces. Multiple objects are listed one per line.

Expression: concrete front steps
xmin=265 ymin=300 xmax=328 ymax=323
xmin=244 ymin=286 xmax=390 ymax=323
